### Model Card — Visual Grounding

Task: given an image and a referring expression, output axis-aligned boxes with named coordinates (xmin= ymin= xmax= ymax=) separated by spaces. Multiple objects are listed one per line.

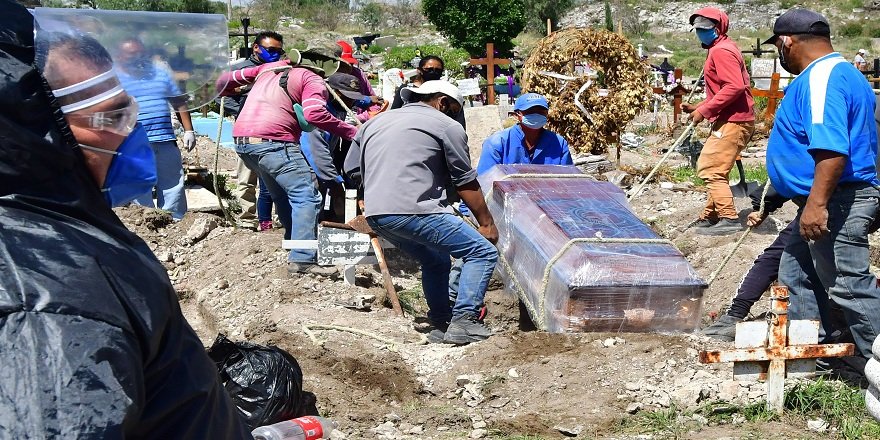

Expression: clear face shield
xmin=33 ymin=8 xmax=230 ymax=112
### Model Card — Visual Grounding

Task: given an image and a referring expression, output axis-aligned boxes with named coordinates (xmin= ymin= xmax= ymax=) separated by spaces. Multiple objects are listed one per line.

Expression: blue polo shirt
xmin=118 ymin=64 xmax=183 ymax=143
xmin=766 ymin=53 xmax=878 ymax=198
xmin=460 ymin=124 xmax=572 ymax=215
xmin=476 ymin=124 xmax=572 ymax=174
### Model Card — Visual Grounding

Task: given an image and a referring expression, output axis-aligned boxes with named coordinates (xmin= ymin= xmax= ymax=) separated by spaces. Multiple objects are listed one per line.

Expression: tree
xmin=93 ymin=0 xmax=221 ymax=12
xmin=521 ymin=0 xmax=574 ymax=34
xmin=422 ymin=0 xmax=526 ymax=56
xmin=359 ymin=2 xmax=385 ymax=31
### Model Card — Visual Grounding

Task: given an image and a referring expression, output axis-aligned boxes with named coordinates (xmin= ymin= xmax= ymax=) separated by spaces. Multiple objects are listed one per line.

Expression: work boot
xmin=444 ymin=313 xmax=492 ymax=345
xmin=701 ymin=314 xmax=741 ymax=342
xmin=288 ymin=262 xmax=338 ymax=277
xmin=691 ymin=218 xmax=718 ymax=230
xmin=697 ymin=218 xmax=742 ymax=236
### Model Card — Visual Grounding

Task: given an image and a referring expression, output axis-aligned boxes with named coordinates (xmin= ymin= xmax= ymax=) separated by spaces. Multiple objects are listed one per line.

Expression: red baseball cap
xmin=336 ymin=40 xmax=358 ymax=65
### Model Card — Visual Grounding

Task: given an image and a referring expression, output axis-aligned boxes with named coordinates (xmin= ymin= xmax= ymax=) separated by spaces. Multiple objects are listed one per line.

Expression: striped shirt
xmin=118 ymin=64 xmax=182 ymax=143
xmin=767 ymin=52 xmax=879 ymax=198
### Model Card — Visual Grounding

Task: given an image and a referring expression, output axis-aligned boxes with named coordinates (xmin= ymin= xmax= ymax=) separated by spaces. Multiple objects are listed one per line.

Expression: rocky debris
xmin=561 ymin=1 xmax=784 ymax=35
xmin=183 ymin=216 xmax=218 ymax=245
xmin=807 ymin=418 xmax=829 ymax=433
xmin=575 ymin=154 xmax=615 ymax=174
xmin=618 ymin=338 xmax=772 ymax=412
xmin=603 ymin=169 xmax=633 ymax=188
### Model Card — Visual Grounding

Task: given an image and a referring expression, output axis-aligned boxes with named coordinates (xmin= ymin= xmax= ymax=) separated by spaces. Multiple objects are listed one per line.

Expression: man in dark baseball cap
xmin=327 ymin=72 xmax=368 ymax=102
xmin=762 ymin=8 xmax=831 ymax=46
xmin=763 ymin=7 xmax=880 ymax=370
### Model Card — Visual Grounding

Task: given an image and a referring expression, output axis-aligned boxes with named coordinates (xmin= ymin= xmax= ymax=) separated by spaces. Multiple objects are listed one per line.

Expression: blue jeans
xmin=780 ymin=184 xmax=880 ymax=358
xmin=256 ymin=178 xmax=274 ymax=222
xmin=133 ymin=140 xmax=187 ymax=219
xmin=236 ymin=141 xmax=321 ymax=263
xmin=367 ymin=213 xmax=498 ymax=324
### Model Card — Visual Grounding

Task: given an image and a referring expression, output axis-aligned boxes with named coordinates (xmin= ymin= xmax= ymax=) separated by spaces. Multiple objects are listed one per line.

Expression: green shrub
xmin=384 ymin=45 xmax=471 ymax=78
xmin=839 ymin=22 xmax=864 ymax=38
xmin=865 ymin=23 xmax=880 ymax=38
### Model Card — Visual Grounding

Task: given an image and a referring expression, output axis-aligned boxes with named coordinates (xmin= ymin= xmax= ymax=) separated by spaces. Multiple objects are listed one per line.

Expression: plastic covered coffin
xmin=479 ymin=164 xmax=707 ymax=333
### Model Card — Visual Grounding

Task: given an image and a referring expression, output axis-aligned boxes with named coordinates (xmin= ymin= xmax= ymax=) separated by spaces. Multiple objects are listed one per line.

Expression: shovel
xmin=730 ymin=156 xmax=760 ymax=198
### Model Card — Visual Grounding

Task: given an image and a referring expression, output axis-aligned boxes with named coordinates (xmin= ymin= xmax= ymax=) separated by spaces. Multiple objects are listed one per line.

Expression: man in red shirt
xmin=684 ymin=8 xmax=756 ymax=235
xmin=217 ymin=61 xmax=357 ymax=275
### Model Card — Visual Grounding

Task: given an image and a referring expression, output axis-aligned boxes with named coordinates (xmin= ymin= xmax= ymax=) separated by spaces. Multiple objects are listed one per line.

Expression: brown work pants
xmin=696 ymin=120 xmax=755 ymax=220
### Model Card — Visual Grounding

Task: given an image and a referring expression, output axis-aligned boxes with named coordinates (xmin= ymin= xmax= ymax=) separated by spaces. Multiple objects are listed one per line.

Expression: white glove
xmin=183 ymin=130 xmax=197 ymax=151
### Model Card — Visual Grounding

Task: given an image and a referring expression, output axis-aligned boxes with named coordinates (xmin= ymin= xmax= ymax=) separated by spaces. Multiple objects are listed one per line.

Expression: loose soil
xmin=113 ymin=107 xmax=867 ymax=439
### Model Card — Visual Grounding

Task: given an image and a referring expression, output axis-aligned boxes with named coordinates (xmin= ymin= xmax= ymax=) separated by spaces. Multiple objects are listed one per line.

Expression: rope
xmin=534 ymin=237 xmax=675 ymax=322
xmin=302 ymin=323 xmax=427 ymax=352
xmin=705 ymin=181 xmax=772 ymax=286
xmin=213 ymin=97 xmax=233 ymax=225
xmin=627 ymin=122 xmax=696 ymax=201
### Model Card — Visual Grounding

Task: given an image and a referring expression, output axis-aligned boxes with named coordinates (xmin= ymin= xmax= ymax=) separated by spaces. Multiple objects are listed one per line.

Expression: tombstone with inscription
xmin=751 ymin=58 xmax=792 ymax=90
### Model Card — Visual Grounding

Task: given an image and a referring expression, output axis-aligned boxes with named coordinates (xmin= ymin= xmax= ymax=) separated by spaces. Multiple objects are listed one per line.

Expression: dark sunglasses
xmin=421 ymin=67 xmax=443 ymax=73
xmin=260 ymin=45 xmax=285 ymax=55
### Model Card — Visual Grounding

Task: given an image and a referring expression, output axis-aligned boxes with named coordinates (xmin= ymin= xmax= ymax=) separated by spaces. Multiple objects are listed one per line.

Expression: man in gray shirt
xmin=344 ymin=80 xmax=499 ymax=344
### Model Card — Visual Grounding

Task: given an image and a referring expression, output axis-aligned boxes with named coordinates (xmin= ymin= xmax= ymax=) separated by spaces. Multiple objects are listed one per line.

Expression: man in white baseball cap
xmin=854 ymin=48 xmax=868 ymax=71
xmin=344 ymin=80 xmax=499 ymax=345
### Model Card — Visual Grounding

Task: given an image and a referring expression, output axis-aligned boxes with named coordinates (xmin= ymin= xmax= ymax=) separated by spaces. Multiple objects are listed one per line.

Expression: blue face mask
xmin=520 ymin=113 xmax=548 ymax=130
xmin=696 ymin=28 xmax=718 ymax=46
xmin=258 ymin=45 xmax=282 ymax=63
xmin=79 ymin=123 xmax=157 ymax=207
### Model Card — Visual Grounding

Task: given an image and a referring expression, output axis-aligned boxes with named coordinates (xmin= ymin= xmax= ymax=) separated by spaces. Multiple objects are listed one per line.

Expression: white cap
xmin=401 ymin=80 xmax=464 ymax=106
xmin=859 ymin=48 xmax=867 ymax=54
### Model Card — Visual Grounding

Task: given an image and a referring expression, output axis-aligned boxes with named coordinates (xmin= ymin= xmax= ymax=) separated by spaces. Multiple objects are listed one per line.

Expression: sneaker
xmin=258 ymin=220 xmax=273 ymax=231
xmin=444 ymin=313 xmax=492 ymax=345
xmin=700 ymin=314 xmax=742 ymax=342
xmin=697 ymin=218 xmax=742 ymax=236
xmin=287 ymin=262 xmax=338 ymax=276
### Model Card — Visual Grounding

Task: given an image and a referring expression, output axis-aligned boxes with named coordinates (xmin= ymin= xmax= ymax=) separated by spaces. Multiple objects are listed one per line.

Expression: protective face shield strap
xmin=51 ymin=68 xmax=116 ymax=97
xmin=78 ymin=143 xmax=121 ymax=156
xmin=58 ymin=84 xmax=124 ymax=113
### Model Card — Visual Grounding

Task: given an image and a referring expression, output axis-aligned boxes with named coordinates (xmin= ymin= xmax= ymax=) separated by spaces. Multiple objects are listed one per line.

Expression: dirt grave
xmin=110 ymin=108 xmax=869 ymax=439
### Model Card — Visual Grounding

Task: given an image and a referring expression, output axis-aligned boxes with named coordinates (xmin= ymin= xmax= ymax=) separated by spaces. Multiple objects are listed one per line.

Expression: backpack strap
xmin=278 ymin=68 xmax=316 ymax=133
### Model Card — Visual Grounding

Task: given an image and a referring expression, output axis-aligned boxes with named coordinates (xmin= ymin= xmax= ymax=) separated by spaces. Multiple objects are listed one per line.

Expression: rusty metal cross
xmin=700 ymin=285 xmax=855 ymax=413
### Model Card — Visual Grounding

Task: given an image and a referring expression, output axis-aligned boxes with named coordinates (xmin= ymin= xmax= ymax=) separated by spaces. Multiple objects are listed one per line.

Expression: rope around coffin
xmin=521 ymin=28 xmax=651 ymax=155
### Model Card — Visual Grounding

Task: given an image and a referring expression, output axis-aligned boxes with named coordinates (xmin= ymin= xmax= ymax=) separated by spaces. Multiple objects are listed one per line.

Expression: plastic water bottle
xmin=251 ymin=416 xmax=336 ymax=440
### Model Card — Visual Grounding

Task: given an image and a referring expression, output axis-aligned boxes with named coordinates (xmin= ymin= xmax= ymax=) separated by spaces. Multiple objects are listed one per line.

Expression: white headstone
xmin=751 ymin=58 xmax=793 ymax=90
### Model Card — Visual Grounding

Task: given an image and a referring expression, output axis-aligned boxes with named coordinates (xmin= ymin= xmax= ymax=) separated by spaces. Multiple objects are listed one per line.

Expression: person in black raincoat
xmin=0 ymin=2 xmax=250 ymax=438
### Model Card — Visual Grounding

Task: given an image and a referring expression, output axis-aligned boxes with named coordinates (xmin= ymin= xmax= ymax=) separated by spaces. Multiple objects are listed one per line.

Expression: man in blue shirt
xmin=116 ymin=38 xmax=195 ymax=220
xmin=764 ymin=8 xmax=880 ymax=366
xmin=451 ymin=93 xmax=572 ymax=320
xmin=477 ymin=92 xmax=572 ymax=174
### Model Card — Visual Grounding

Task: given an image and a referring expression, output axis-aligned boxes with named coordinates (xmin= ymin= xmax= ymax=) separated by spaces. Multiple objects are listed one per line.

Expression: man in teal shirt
xmin=477 ymin=92 xmax=572 ymax=174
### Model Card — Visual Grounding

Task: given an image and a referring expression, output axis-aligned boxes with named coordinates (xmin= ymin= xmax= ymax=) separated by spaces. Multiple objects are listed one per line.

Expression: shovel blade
xmin=730 ymin=180 xmax=760 ymax=198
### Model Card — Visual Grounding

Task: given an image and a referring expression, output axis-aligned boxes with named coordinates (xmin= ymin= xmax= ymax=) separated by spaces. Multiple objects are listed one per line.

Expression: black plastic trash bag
xmin=207 ymin=334 xmax=305 ymax=429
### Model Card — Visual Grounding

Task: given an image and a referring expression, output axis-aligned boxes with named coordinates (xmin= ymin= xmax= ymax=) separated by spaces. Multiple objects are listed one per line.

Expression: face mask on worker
xmin=78 ymin=123 xmax=157 ymax=207
xmin=696 ymin=28 xmax=718 ymax=46
xmin=520 ymin=113 xmax=548 ymax=130
xmin=257 ymin=45 xmax=283 ymax=63
xmin=421 ymin=67 xmax=443 ymax=81
xmin=777 ymin=36 xmax=791 ymax=73
xmin=50 ymin=68 xmax=157 ymax=207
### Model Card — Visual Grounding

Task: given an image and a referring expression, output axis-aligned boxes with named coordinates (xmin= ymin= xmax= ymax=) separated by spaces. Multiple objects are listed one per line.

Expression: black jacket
xmin=0 ymin=3 xmax=249 ymax=438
